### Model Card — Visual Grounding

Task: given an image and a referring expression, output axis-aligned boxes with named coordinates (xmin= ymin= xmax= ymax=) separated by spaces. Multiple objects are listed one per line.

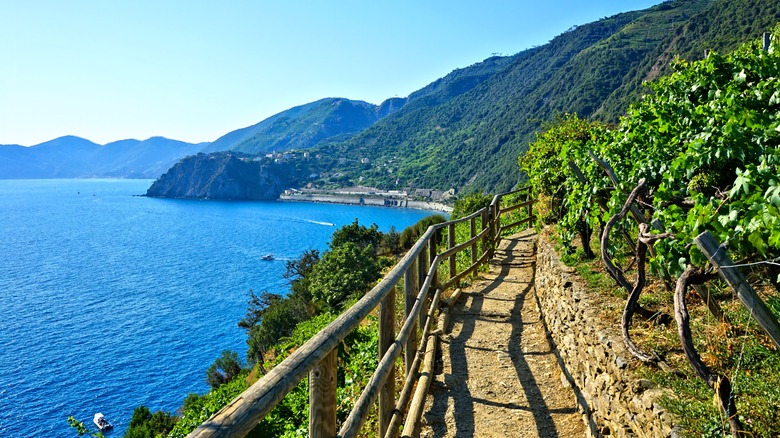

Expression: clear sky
xmin=0 ymin=0 xmax=662 ymax=146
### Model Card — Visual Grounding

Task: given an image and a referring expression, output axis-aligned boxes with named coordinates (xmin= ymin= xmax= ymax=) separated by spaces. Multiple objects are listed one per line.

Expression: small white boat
xmin=93 ymin=413 xmax=113 ymax=432
xmin=261 ymin=254 xmax=274 ymax=261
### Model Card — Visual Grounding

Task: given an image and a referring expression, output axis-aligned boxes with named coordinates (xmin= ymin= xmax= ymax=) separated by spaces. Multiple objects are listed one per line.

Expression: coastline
xmin=278 ymin=193 xmax=453 ymax=213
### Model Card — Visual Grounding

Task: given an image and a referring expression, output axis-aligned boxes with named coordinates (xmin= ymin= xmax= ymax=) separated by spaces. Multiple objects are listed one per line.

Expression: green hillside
xmin=599 ymin=0 xmax=780 ymax=117
xmin=307 ymin=0 xmax=780 ymax=195
xmin=202 ymin=98 xmax=392 ymax=155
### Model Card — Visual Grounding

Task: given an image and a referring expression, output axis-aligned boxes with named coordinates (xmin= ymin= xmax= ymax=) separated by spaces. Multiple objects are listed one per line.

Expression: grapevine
xmin=523 ymin=29 xmax=780 ymax=437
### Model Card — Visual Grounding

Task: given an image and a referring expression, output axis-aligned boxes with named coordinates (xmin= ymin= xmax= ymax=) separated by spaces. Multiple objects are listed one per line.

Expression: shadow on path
xmin=507 ymin=266 xmax=560 ymax=437
xmin=425 ymin=232 xmax=583 ymax=437
xmin=429 ymin=241 xmax=519 ymax=437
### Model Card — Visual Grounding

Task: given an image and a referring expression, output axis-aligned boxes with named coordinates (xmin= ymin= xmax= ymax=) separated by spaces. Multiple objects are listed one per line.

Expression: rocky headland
xmin=145 ymin=152 xmax=302 ymax=200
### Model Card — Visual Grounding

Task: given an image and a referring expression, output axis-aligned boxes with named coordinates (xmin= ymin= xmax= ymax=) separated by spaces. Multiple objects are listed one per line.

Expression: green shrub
xmin=400 ymin=214 xmax=448 ymax=249
xmin=205 ymin=350 xmax=243 ymax=389
xmin=125 ymin=406 xmax=177 ymax=438
xmin=308 ymin=242 xmax=387 ymax=312
xmin=166 ymin=373 xmax=249 ymax=438
xmin=451 ymin=192 xmax=492 ymax=219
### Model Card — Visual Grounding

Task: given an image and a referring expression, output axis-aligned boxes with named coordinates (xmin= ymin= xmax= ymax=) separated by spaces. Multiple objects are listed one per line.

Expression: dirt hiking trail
xmin=420 ymin=230 xmax=585 ymax=437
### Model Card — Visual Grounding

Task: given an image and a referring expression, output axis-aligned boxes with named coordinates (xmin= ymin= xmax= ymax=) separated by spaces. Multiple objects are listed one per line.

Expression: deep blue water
xmin=0 ymin=179 xmax=437 ymax=437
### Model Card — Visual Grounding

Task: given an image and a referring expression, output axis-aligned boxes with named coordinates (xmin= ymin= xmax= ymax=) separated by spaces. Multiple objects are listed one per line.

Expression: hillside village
xmin=243 ymin=150 xmax=457 ymax=203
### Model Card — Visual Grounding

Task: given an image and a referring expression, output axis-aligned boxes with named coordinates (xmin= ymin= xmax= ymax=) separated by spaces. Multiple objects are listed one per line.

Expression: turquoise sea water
xmin=0 ymin=179 xmax=437 ymax=437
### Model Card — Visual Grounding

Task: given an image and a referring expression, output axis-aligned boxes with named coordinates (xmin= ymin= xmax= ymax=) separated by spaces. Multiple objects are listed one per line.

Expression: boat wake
xmin=303 ymin=219 xmax=335 ymax=226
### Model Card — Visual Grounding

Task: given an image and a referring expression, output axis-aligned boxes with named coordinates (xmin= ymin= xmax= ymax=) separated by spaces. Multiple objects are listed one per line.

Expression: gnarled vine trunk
xmin=674 ymin=266 xmax=743 ymax=437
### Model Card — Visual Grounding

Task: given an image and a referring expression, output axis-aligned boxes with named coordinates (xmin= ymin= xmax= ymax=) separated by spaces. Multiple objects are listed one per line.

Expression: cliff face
xmin=145 ymin=152 xmax=297 ymax=200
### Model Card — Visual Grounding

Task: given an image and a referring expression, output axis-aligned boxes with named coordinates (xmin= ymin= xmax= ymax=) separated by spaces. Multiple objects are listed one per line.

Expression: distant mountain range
xmin=0 ymin=136 xmax=205 ymax=179
xmin=0 ymin=97 xmax=397 ymax=179
xmin=5 ymin=0 xmax=780 ymax=196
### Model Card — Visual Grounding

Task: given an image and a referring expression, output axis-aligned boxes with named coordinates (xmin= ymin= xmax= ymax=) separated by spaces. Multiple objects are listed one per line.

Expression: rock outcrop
xmin=145 ymin=152 xmax=299 ymax=200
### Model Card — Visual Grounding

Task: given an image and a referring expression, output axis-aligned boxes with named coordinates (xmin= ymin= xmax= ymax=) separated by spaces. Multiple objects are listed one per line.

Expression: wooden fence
xmin=187 ymin=186 xmax=534 ymax=438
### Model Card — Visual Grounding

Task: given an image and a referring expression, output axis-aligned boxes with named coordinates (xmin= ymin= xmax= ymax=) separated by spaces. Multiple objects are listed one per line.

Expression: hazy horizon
xmin=1 ymin=1 xmax=662 ymax=147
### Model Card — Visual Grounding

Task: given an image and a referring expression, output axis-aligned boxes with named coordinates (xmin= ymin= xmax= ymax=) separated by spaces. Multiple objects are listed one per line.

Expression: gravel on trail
xmin=420 ymin=230 xmax=586 ymax=437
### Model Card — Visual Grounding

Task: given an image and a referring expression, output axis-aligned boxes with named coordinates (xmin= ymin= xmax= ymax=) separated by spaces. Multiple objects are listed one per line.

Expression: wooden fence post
xmin=470 ymin=216 xmax=478 ymax=279
xmin=695 ymin=231 xmax=780 ymax=349
xmin=481 ymin=209 xmax=489 ymax=260
xmin=379 ymin=288 xmax=396 ymax=437
xmin=417 ymin=245 xmax=427 ymax=303
xmin=418 ymin=238 xmax=438 ymax=338
xmin=486 ymin=205 xmax=496 ymax=259
xmin=309 ymin=348 xmax=338 ymax=437
xmin=425 ymin=232 xmax=437 ymax=328
xmin=429 ymin=230 xmax=437 ymax=278
xmin=448 ymin=223 xmax=456 ymax=282
xmin=493 ymin=201 xmax=500 ymax=243
xmin=404 ymin=257 xmax=418 ymax=378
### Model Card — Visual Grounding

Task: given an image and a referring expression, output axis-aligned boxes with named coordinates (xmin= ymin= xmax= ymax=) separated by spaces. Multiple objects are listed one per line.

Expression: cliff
xmin=145 ymin=152 xmax=301 ymax=200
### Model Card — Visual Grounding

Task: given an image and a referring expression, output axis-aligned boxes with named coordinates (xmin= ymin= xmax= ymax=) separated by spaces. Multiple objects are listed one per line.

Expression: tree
xmin=128 ymin=405 xmax=153 ymax=430
xmin=521 ymin=114 xmax=607 ymax=257
xmin=124 ymin=405 xmax=177 ymax=438
xmin=240 ymin=250 xmax=324 ymax=368
xmin=237 ymin=290 xmax=282 ymax=332
xmin=245 ymin=296 xmax=310 ymax=366
xmin=283 ymin=249 xmax=320 ymax=306
xmin=283 ymin=249 xmax=320 ymax=280
xmin=378 ymin=226 xmax=402 ymax=256
xmin=330 ymin=219 xmax=383 ymax=252
xmin=400 ymin=214 xmax=447 ymax=249
xmin=308 ymin=242 xmax=386 ymax=312
xmin=206 ymin=350 xmax=243 ymax=389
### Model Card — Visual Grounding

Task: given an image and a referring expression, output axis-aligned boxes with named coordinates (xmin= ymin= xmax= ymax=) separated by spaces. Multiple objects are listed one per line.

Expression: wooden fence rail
xmin=694 ymin=231 xmax=780 ymax=349
xmin=187 ymin=187 xmax=534 ymax=438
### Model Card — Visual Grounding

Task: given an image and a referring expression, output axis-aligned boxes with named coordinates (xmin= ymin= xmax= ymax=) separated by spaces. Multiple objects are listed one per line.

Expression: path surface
xmin=420 ymin=230 xmax=585 ymax=437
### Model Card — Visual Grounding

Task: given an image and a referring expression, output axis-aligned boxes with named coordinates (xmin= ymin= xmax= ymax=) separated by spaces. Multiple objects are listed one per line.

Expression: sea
xmin=0 ymin=179 xmax=439 ymax=437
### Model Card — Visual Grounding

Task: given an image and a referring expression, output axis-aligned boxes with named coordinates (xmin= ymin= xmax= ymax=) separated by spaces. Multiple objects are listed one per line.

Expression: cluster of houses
xmin=233 ymin=149 xmax=456 ymax=203
xmin=329 ymin=186 xmax=455 ymax=202
xmin=262 ymin=151 xmax=321 ymax=163
xmin=283 ymin=186 xmax=455 ymax=202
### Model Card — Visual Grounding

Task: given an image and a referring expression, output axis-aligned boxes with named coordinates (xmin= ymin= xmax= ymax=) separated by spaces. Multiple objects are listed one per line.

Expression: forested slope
xmin=312 ymin=0 xmax=780 ymax=195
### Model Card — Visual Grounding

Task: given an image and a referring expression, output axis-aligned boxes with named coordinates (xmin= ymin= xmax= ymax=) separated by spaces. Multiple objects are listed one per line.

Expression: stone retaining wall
xmin=534 ymin=233 xmax=675 ymax=437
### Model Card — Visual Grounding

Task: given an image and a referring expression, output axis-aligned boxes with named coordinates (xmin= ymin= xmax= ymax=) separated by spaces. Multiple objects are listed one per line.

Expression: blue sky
xmin=0 ymin=0 xmax=662 ymax=146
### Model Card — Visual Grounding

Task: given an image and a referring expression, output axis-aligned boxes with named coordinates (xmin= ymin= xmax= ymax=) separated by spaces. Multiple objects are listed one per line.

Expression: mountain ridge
xmin=0 ymin=136 xmax=204 ymax=179
xmin=6 ymin=0 xmax=780 ymax=195
xmin=305 ymin=0 xmax=780 ymax=194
